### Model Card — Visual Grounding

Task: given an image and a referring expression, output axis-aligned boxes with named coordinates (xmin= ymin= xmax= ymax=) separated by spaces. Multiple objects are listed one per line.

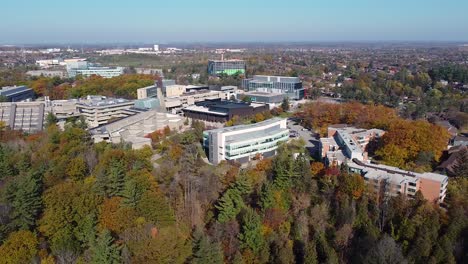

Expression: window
xmin=408 ymin=188 xmax=416 ymax=193
xmin=409 ymin=182 xmax=416 ymax=187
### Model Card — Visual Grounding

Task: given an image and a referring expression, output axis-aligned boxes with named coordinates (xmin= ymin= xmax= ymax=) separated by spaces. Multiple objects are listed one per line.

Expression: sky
xmin=2 ymin=0 xmax=468 ymax=44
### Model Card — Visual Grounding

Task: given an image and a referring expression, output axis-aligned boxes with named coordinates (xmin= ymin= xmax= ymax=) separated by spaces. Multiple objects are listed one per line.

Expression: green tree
xmin=281 ymin=97 xmax=290 ymax=111
xmin=6 ymin=172 xmax=42 ymax=230
xmin=91 ymin=229 xmax=121 ymax=264
xmin=238 ymin=208 xmax=264 ymax=254
xmin=192 ymin=229 xmax=224 ymax=264
xmin=452 ymin=149 xmax=468 ymax=177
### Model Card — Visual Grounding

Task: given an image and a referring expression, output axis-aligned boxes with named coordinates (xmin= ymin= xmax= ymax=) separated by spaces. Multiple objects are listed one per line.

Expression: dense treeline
xmin=297 ymin=102 xmax=451 ymax=171
xmin=0 ymin=121 xmax=466 ymax=263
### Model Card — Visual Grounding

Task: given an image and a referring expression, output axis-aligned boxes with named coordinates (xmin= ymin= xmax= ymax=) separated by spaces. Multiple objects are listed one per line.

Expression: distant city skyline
xmin=2 ymin=0 xmax=468 ymax=44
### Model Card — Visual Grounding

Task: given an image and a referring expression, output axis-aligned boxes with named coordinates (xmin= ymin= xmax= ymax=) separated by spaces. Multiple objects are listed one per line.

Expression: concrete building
xmin=135 ymin=68 xmax=163 ymax=76
xmin=208 ymin=59 xmax=246 ymax=76
xmin=319 ymin=126 xmax=385 ymax=166
xmin=36 ymin=58 xmax=63 ymax=68
xmin=242 ymin=75 xmax=305 ymax=100
xmin=348 ymin=159 xmax=448 ymax=203
xmin=183 ymin=99 xmax=269 ymax=123
xmin=165 ymin=85 xmax=187 ymax=97
xmin=90 ymin=109 xmax=183 ymax=149
xmin=0 ymin=102 xmax=45 ymax=132
xmin=76 ymin=96 xmax=139 ymax=128
xmin=137 ymin=85 xmax=158 ymax=99
xmin=0 ymin=86 xmax=35 ymax=102
xmin=203 ymin=118 xmax=289 ymax=164
xmin=26 ymin=70 xmax=67 ymax=78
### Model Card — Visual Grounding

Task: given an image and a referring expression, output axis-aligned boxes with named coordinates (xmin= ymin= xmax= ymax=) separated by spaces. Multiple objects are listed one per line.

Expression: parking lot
xmin=287 ymin=118 xmax=320 ymax=158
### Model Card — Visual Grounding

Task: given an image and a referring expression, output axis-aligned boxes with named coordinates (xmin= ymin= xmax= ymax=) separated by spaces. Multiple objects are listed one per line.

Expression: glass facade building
xmin=242 ymin=75 xmax=304 ymax=100
xmin=208 ymin=60 xmax=246 ymax=76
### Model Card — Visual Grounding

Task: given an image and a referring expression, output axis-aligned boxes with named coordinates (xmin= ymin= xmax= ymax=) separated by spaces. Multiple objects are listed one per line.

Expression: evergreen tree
xmin=216 ymin=175 xmax=251 ymax=223
xmin=238 ymin=208 xmax=264 ymax=254
xmin=91 ymin=229 xmax=121 ymax=264
xmin=107 ymin=158 xmax=126 ymax=197
xmin=7 ymin=172 xmax=42 ymax=230
xmin=0 ymin=145 xmax=14 ymax=179
xmin=452 ymin=149 xmax=468 ymax=177
xmin=122 ymin=178 xmax=144 ymax=207
xmin=281 ymin=97 xmax=290 ymax=111
xmin=192 ymin=229 xmax=224 ymax=264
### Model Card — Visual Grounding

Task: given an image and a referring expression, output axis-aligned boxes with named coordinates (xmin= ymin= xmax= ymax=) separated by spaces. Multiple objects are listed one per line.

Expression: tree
xmin=238 ymin=208 xmax=264 ymax=254
xmin=0 ymin=230 xmax=38 ymax=264
xmin=281 ymin=97 xmax=290 ymax=111
xmin=363 ymin=235 xmax=407 ymax=264
xmin=45 ymin=113 xmax=58 ymax=127
xmin=66 ymin=156 xmax=88 ymax=181
xmin=90 ymin=229 xmax=121 ymax=264
xmin=6 ymin=172 xmax=42 ymax=230
xmin=452 ymin=149 xmax=468 ymax=177
xmin=192 ymin=229 xmax=224 ymax=264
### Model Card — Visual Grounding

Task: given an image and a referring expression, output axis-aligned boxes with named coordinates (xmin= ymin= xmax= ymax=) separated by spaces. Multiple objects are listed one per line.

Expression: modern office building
xmin=242 ymin=75 xmax=304 ymax=100
xmin=134 ymin=98 xmax=162 ymax=110
xmin=0 ymin=102 xmax=45 ymax=132
xmin=183 ymin=99 xmax=269 ymax=123
xmin=90 ymin=109 xmax=183 ymax=149
xmin=0 ymin=86 xmax=35 ymax=102
xmin=76 ymin=96 xmax=140 ymax=128
xmin=208 ymin=59 xmax=246 ymax=76
xmin=75 ymin=67 xmax=124 ymax=78
xmin=203 ymin=118 xmax=289 ymax=164
xmin=239 ymin=91 xmax=286 ymax=106
xmin=347 ymin=159 xmax=448 ymax=203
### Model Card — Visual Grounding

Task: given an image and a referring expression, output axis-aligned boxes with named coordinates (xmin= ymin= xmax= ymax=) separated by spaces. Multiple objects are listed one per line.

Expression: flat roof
xmin=206 ymin=117 xmax=285 ymax=134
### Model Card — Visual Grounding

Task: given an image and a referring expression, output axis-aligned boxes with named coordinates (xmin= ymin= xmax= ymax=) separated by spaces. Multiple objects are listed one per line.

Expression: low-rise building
xmin=137 ymin=84 xmax=158 ymax=99
xmin=183 ymin=99 xmax=269 ymax=123
xmin=0 ymin=102 xmax=45 ymax=132
xmin=239 ymin=91 xmax=286 ymax=108
xmin=26 ymin=70 xmax=67 ymax=78
xmin=89 ymin=110 xmax=183 ymax=149
xmin=0 ymin=85 xmax=35 ymax=102
xmin=76 ymin=96 xmax=139 ymax=128
xmin=75 ymin=67 xmax=124 ymax=78
xmin=348 ymin=159 xmax=448 ymax=203
xmin=319 ymin=125 xmax=385 ymax=166
xmin=203 ymin=118 xmax=289 ymax=164
xmin=208 ymin=59 xmax=246 ymax=76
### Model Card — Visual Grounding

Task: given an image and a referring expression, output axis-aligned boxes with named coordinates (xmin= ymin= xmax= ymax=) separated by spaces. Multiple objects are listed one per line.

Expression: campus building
xmin=90 ymin=109 xmax=183 ymax=149
xmin=0 ymin=86 xmax=35 ymax=102
xmin=0 ymin=102 xmax=45 ymax=132
xmin=348 ymin=160 xmax=448 ymax=203
xmin=137 ymin=84 xmax=158 ymax=99
xmin=208 ymin=59 xmax=246 ymax=76
xmin=242 ymin=75 xmax=304 ymax=100
xmin=203 ymin=118 xmax=289 ymax=164
xmin=319 ymin=125 xmax=448 ymax=203
xmin=183 ymin=99 xmax=269 ymax=123
xmin=239 ymin=91 xmax=286 ymax=108
xmin=319 ymin=125 xmax=385 ymax=166
xmin=76 ymin=96 xmax=141 ymax=128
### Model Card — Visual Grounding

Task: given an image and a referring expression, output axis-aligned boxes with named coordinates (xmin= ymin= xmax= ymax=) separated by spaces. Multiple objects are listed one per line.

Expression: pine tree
xmin=452 ymin=149 xmax=468 ymax=178
xmin=7 ymin=172 xmax=42 ymax=230
xmin=192 ymin=229 xmax=224 ymax=264
xmin=107 ymin=158 xmax=126 ymax=197
xmin=216 ymin=175 xmax=251 ymax=223
xmin=122 ymin=178 xmax=144 ymax=207
xmin=91 ymin=229 xmax=121 ymax=264
xmin=238 ymin=208 xmax=264 ymax=254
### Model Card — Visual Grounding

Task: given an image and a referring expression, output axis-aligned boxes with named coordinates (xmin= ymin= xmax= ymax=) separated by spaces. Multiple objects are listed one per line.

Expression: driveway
xmin=287 ymin=118 xmax=320 ymax=159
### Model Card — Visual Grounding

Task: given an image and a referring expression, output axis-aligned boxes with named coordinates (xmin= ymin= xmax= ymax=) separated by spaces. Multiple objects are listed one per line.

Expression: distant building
xmin=0 ymin=86 xmax=35 ymax=102
xmin=242 ymin=75 xmax=304 ymax=100
xmin=348 ymin=160 xmax=448 ymax=203
xmin=239 ymin=91 xmax=286 ymax=107
xmin=134 ymin=98 xmax=161 ymax=110
xmin=75 ymin=67 xmax=124 ymax=78
xmin=76 ymin=96 xmax=139 ymax=128
xmin=135 ymin=68 xmax=163 ymax=76
xmin=203 ymin=118 xmax=289 ymax=164
xmin=0 ymin=102 xmax=45 ymax=132
xmin=182 ymin=99 xmax=269 ymax=123
xmin=90 ymin=109 xmax=183 ymax=149
xmin=208 ymin=59 xmax=246 ymax=76
xmin=35 ymin=58 xmax=63 ymax=68
xmin=26 ymin=70 xmax=66 ymax=78
xmin=153 ymin=44 xmax=159 ymax=51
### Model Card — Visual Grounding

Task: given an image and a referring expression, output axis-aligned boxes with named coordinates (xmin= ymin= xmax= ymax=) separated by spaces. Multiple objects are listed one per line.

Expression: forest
xmin=0 ymin=112 xmax=467 ymax=264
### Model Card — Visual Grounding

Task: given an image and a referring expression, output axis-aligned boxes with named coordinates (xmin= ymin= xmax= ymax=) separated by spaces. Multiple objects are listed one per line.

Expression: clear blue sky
xmin=2 ymin=0 xmax=468 ymax=43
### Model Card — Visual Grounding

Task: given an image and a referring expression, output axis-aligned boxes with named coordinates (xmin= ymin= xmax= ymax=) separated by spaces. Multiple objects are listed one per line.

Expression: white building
xmin=203 ymin=118 xmax=289 ymax=164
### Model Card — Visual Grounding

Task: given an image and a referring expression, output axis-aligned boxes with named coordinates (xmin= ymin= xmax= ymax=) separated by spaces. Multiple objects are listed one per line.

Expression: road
xmin=287 ymin=118 xmax=320 ymax=159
